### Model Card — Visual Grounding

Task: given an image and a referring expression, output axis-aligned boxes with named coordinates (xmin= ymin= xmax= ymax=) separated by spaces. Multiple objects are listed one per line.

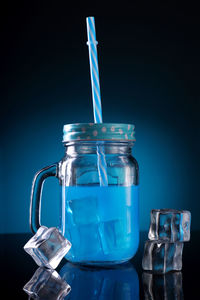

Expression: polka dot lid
xmin=63 ymin=123 xmax=135 ymax=142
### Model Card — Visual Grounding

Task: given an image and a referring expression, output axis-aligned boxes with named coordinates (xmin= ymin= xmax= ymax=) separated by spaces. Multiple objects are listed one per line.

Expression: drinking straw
xmin=86 ymin=16 xmax=108 ymax=186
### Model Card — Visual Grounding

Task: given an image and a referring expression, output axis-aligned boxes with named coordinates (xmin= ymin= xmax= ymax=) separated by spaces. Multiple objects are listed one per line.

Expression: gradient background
xmin=1 ymin=2 xmax=200 ymax=233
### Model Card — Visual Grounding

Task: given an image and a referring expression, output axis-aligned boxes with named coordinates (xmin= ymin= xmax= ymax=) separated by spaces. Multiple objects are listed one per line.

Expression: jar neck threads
xmin=64 ymin=141 xmax=134 ymax=156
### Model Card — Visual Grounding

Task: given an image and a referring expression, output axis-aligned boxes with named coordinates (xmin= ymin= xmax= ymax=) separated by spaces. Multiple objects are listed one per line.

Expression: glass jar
xmin=30 ymin=123 xmax=139 ymax=266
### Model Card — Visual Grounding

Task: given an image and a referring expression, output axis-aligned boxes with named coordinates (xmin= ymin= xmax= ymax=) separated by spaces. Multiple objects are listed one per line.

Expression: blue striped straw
xmin=86 ymin=16 xmax=108 ymax=186
xmin=86 ymin=16 xmax=102 ymax=123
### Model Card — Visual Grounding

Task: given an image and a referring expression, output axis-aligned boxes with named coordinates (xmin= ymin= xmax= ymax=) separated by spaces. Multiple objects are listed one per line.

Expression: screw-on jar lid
xmin=63 ymin=123 xmax=135 ymax=142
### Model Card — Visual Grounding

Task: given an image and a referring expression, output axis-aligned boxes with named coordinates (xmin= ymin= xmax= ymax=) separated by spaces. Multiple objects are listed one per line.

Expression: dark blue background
xmin=1 ymin=2 xmax=200 ymax=233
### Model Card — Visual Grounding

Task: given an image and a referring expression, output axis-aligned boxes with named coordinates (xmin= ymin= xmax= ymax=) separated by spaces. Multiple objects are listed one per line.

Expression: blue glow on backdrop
xmin=1 ymin=7 xmax=200 ymax=233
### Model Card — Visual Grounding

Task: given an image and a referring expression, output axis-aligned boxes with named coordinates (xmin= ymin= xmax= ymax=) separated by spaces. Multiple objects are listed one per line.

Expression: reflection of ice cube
xmin=142 ymin=240 xmax=183 ymax=273
xmin=148 ymin=209 xmax=191 ymax=242
xmin=142 ymin=271 xmax=183 ymax=300
xmin=23 ymin=267 xmax=71 ymax=299
xmin=24 ymin=226 xmax=71 ymax=269
xmin=69 ymin=196 xmax=99 ymax=225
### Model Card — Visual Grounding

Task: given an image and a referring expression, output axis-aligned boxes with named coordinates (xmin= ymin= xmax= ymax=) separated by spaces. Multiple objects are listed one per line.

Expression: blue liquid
xmin=62 ymin=185 xmax=139 ymax=265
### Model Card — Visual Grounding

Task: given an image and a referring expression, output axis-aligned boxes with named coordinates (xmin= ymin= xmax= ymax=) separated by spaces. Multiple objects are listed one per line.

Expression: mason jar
xmin=30 ymin=123 xmax=139 ymax=266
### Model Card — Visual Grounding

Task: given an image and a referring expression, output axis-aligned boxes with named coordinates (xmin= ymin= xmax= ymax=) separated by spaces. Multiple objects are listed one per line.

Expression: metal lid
xmin=63 ymin=123 xmax=135 ymax=142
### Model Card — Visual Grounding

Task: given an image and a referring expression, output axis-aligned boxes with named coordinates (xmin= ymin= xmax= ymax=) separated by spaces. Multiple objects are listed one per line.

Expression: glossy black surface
xmin=1 ymin=231 xmax=199 ymax=299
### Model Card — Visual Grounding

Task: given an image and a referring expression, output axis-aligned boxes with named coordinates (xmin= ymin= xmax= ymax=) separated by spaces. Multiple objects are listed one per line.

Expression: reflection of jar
xmin=30 ymin=123 xmax=139 ymax=266
xmin=60 ymin=261 xmax=139 ymax=300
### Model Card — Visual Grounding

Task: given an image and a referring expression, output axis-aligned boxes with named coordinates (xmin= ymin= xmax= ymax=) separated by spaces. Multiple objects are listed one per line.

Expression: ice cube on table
xmin=142 ymin=240 xmax=183 ymax=273
xmin=148 ymin=209 xmax=191 ymax=242
xmin=69 ymin=196 xmax=99 ymax=225
xmin=23 ymin=267 xmax=71 ymax=299
xmin=142 ymin=272 xmax=183 ymax=300
xmin=24 ymin=226 xmax=71 ymax=269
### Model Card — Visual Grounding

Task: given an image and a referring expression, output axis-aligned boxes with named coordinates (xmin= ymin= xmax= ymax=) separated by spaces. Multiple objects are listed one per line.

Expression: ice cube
xmin=68 ymin=196 xmax=114 ymax=256
xmin=69 ymin=196 xmax=99 ymax=225
xmin=100 ymin=218 xmax=131 ymax=252
xmin=78 ymin=223 xmax=102 ymax=257
xmin=23 ymin=267 xmax=71 ymax=299
xmin=142 ymin=240 xmax=183 ymax=273
xmin=148 ymin=209 xmax=191 ymax=242
xmin=24 ymin=226 xmax=71 ymax=269
xmin=142 ymin=271 xmax=183 ymax=300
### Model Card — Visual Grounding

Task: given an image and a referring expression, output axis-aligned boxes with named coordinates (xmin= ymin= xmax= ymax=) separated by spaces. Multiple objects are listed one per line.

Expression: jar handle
xmin=29 ymin=164 xmax=58 ymax=233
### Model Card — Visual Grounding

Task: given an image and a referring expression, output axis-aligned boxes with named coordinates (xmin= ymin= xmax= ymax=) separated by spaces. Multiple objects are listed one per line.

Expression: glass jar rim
xmin=63 ymin=123 xmax=136 ymax=143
